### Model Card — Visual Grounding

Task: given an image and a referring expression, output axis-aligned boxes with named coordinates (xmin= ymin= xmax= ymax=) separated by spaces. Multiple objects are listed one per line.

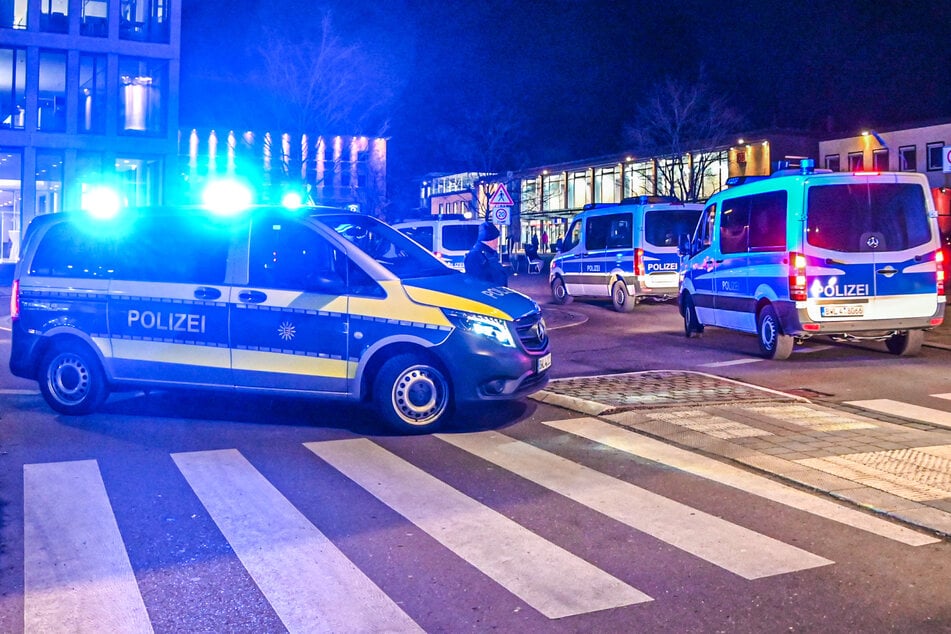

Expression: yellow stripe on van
xmin=348 ymin=281 xmax=454 ymax=325
xmin=402 ymin=287 xmax=512 ymax=321
xmin=112 ymin=340 xmax=231 ymax=368
xmin=232 ymin=350 xmax=354 ymax=379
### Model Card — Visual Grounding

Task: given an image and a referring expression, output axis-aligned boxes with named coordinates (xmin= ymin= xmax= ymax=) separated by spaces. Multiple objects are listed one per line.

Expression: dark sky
xmin=181 ymin=1 xmax=951 ymax=205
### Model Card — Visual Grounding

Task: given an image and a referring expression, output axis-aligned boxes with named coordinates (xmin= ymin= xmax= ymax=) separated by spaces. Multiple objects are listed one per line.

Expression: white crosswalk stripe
xmin=172 ymin=448 xmax=424 ymax=633
xmin=23 ymin=460 xmax=153 ymax=634
xmin=437 ymin=431 xmax=833 ymax=579
xmin=846 ymin=398 xmax=951 ymax=430
xmin=305 ymin=439 xmax=650 ymax=618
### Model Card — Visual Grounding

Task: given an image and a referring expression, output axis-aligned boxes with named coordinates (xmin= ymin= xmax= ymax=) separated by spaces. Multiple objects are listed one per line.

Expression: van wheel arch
xmin=38 ymin=337 xmax=110 ymax=415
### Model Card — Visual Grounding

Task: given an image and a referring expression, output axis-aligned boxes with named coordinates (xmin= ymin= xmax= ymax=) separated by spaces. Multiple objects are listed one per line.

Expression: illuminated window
xmin=927 ymin=142 xmax=944 ymax=172
xmin=824 ymin=154 xmax=840 ymax=171
xmin=35 ymin=151 xmax=63 ymax=215
xmin=81 ymin=0 xmax=108 ymax=37
xmin=38 ymin=50 xmax=67 ymax=132
xmin=0 ymin=148 xmax=23 ymax=263
xmin=118 ymin=57 xmax=167 ymax=135
xmin=120 ymin=0 xmax=169 ymax=43
xmin=1 ymin=0 xmax=27 ymax=29
xmin=79 ymin=54 xmax=107 ymax=133
xmin=898 ymin=145 xmax=917 ymax=171
xmin=872 ymin=148 xmax=889 ymax=171
xmin=847 ymin=151 xmax=864 ymax=171
xmin=594 ymin=166 xmax=620 ymax=204
xmin=40 ymin=0 xmax=68 ymax=33
xmin=566 ymin=171 xmax=588 ymax=209
xmin=116 ymin=156 xmax=163 ymax=206
xmin=543 ymin=173 xmax=564 ymax=211
xmin=0 ymin=47 xmax=25 ymax=130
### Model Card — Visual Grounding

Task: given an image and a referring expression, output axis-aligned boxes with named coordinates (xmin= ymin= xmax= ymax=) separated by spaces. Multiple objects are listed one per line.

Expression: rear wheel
xmin=39 ymin=341 xmax=109 ymax=415
xmin=611 ymin=281 xmax=636 ymax=313
xmin=682 ymin=294 xmax=703 ymax=338
xmin=551 ymin=277 xmax=573 ymax=305
xmin=885 ymin=330 xmax=924 ymax=356
xmin=757 ymin=305 xmax=794 ymax=360
xmin=374 ymin=353 xmax=452 ymax=433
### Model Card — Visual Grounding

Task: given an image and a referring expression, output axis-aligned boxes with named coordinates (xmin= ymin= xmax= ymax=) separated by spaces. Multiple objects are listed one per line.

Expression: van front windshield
xmin=316 ymin=214 xmax=455 ymax=278
xmin=806 ymin=183 xmax=932 ymax=252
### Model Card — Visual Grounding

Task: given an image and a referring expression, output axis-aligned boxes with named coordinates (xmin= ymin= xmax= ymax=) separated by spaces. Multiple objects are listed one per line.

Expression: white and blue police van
xmin=8 ymin=205 xmax=550 ymax=432
xmin=393 ymin=216 xmax=483 ymax=271
xmin=549 ymin=196 xmax=704 ymax=311
xmin=678 ymin=160 xmax=946 ymax=359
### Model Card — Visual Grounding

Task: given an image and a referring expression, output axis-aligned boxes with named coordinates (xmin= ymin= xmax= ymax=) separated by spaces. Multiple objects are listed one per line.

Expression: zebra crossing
xmin=20 ymin=417 xmax=938 ymax=632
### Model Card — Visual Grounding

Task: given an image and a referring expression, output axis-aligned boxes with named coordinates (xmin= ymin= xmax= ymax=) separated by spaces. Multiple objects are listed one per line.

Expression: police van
xmin=8 ymin=206 xmax=551 ymax=432
xmin=549 ymin=196 xmax=704 ymax=311
xmin=678 ymin=161 xmax=946 ymax=359
xmin=393 ymin=216 xmax=483 ymax=270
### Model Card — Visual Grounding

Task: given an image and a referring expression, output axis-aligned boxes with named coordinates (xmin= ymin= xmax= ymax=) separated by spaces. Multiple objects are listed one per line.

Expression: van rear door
xmin=804 ymin=176 xmax=939 ymax=323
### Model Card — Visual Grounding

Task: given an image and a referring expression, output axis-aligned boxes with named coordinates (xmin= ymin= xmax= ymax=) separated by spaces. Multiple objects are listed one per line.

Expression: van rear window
xmin=645 ymin=209 xmax=703 ymax=247
xmin=806 ymin=183 xmax=931 ymax=252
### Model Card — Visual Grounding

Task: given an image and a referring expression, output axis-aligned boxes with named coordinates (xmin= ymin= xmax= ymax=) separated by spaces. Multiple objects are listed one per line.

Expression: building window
xmin=543 ymin=172 xmax=564 ymax=211
xmin=116 ymin=156 xmax=163 ymax=206
xmin=35 ymin=151 xmax=63 ymax=215
xmin=81 ymin=0 xmax=109 ymax=37
xmin=38 ymin=50 xmax=67 ymax=132
xmin=898 ymin=145 xmax=917 ymax=171
xmin=847 ymin=152 xmax=864 ymax=171
xmin=566 ymin=170 xmax=588 ymax=209
xmin=594 ymin=166 xmax=620 ymax=204
xmin=624 ymin=161 xmax=652 ymax=197
xmin=825 ymin=154 xmax=840 ymax=171
xmin=79 ymin=54 xmax=107 ymax=134
xmin=120 ymin=0 xmax=169 ymax=44
xmin=872 ymin=148 xmax=888 ymax=171
xmin=0 ymin=148 xmax=23 ymax=262
xmin=0 ymin=47 xmax=25 ymax=130
xmin=927 ymin=142 xmax=944 ymax=171
xmin=40 ymin=0 xmax=68 ymax=33
xmin=119 ymin=57 xmax=167 ymax=136
xmin=76 ymin=152 xmax=104 ymax=210
xmin=0 ymin=0 xmax=27 ymax=29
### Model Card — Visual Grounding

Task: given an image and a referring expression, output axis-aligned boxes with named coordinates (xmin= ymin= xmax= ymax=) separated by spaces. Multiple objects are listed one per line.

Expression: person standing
xmin=541 ymin=229 xmax=549 ymax=252
xmin=465 ymin=221 xmax=508 ymax=286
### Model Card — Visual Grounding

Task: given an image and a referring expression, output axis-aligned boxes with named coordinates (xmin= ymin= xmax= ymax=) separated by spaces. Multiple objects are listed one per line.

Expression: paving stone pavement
xmin=532 ymin=370 xmax=951 ymax=540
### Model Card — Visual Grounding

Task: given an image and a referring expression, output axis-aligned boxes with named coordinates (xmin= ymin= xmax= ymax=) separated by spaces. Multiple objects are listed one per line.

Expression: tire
xmin=374 ymin=353 xmax=452 ymax=433
xmin=551 ymin=277 xmax=573 ymax=305
xmin=757 ymin=305 xmax=794 ymax=360
xmin=682 ymin=294 xmax=704 ymax=338
xmin=611 ymin=280 xmax=636 ymax=313
xmin=885 ymin=330 xmax=924 ymax=356
xmin=39 ymin=341 xmax=109 ymax=415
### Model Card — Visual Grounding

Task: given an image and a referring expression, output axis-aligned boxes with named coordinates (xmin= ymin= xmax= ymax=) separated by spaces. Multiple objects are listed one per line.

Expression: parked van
xmin=549 ymin=196 xmax=704 ymax=311
xmin=393 ymin=216 xmax=483 ymax=270
xmin=9 ymin=206 xmax=550 ymax=432
xmin=678 ymin=161 xmax=945 ymax=359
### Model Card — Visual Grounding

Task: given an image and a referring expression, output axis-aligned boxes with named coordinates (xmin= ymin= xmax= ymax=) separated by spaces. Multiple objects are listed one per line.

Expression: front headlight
xmin=444 ymin=309 xmax=516 ymax=347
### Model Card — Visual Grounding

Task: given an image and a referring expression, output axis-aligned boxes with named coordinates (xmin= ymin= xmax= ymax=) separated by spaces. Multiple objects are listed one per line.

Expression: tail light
xmin=10 ymin=278 xmax=19 ymax=320
xmin=634 ymin=248 xmax=645 ymax=276
xmin=937 ymin=249 xmax=946 ymax=296
xmin=788 ymin=251 xmax=807 ymax=301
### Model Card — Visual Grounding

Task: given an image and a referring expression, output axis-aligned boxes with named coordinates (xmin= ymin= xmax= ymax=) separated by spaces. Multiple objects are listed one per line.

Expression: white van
xmin=394 ymin=216 xmax=483 ymax=270
xmin=678 ymin=161 xmax=946 ymax=359
xmin=549 ymin=196 xmax=703 ymax=311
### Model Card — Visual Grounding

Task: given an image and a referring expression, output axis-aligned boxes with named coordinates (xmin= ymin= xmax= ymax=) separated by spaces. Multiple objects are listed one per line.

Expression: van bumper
xmin=9 ymin=321 xmax=41 ymax=380
xmin=439 ymin=330 xmax=551 ymax=403
xmin=780 ymin=301 xmax=946 ymax=336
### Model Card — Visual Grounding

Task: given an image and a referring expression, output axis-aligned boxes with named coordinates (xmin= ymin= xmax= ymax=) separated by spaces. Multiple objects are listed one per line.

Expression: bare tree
xmin=434 ymin=94 xmax=530 ymax=175
xmin=253 ymin=13 xmax=395 ymax=136
xmin=625 ymin=72 xmax=745 ymax=202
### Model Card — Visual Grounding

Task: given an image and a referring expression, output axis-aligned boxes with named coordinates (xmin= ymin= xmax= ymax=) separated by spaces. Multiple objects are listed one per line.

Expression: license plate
xmin=821 ymin=304 xmax=864 ymax=317
xmin=537 ymin=352 xmax=552 ymax=373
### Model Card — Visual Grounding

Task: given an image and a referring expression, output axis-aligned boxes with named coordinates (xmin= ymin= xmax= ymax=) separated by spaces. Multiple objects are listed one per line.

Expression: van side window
xmin=29 ymin=223 xmax=115 ymax=278
xmin=719 ymin=197 xmax=750 ymax=255
xmin=113 ymin=219 xmax=230 ymax=284
xmin=443 ymin=225 xmax=480 ymax=250
xmin=403 ymin=226 xmax=434 ymax=251
xmin=250 ymin=221 xmax=347 ymax=294
xmin=748 ymin=191 xmax=788 ymax=251
xmin=585 ymin=213 xmax=631 ymax=251
xmin=562 ymin=219 xmax=581 ymax=251
xmin=697 ymin=205 xmax=716 ymax=249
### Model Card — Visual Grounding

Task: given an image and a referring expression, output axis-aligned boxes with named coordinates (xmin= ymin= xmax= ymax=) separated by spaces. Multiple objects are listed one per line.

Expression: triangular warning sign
xmin=488 ymin=183 xmax=514 ymax=207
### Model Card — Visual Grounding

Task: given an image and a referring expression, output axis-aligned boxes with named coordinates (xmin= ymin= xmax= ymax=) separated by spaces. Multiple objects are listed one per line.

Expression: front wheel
xmin=757 ymin=305 xmax=794 ymax=360
xmin=885 ymin=330 xmax=924 ymax=356
xmin=682 ymin=294 xmax=703 ymax=338
xmin=551 ymin=277 xmax=573 ymax=305
xmin=611 ymin=281 xmax=636 ymax=313
xmin=39 ymin=341 xmax=109 ymax=415
xmin=374 ymin=353 xmax=452 ymax=433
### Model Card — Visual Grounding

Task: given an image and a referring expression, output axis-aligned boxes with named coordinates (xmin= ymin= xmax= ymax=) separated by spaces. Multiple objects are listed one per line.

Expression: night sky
xmin=181 ymin=1 xmax=951 ymax=208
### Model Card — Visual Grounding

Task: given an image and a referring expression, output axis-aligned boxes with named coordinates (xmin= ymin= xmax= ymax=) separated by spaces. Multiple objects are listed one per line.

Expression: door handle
xmin=194 ymin=286 xmax=222 ymax=300
xmin=238 ymin=290 xmax=268 ymax=303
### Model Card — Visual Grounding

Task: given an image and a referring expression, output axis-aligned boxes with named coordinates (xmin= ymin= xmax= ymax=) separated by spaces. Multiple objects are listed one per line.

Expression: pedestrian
xmin=541 ymin=229 xmax=549 ymax=252
xmin=464 ymin=221 xmax=508 ymax=286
